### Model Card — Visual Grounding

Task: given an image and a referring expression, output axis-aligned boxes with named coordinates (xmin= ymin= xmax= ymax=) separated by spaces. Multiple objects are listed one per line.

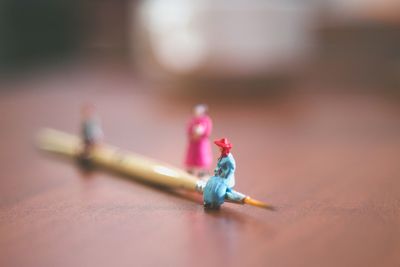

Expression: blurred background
xmin=0 ymin=0 xmax=399 ymax=90
xmin=1 ymin=1 xmax=400 ymax=267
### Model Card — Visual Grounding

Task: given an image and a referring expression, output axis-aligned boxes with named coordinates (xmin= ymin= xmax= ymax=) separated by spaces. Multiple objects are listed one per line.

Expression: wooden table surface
xmin=0 ymin=67 xmax=399 ymax=267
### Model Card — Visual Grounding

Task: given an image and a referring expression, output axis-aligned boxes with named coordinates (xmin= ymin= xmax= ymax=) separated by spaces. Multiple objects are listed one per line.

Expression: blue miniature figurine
xmin=203 ymin=138 xmax=236 ymax=209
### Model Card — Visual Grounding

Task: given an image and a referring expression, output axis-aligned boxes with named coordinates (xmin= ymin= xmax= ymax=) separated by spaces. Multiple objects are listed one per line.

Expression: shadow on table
xmin=40 ymin=149 xmax=275 ymax=233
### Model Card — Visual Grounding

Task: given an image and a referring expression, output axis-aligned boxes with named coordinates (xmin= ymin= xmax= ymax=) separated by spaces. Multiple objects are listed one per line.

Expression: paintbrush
xmin=36 ymin=128 xmax=275 ymax=210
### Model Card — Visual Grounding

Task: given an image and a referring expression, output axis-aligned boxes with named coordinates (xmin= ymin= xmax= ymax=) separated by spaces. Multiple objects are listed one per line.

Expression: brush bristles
xmin=244 ymin=197 xmax=276 ymax=211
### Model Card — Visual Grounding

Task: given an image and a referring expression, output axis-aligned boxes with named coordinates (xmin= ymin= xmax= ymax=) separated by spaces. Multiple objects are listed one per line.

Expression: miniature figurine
xmin=39 ymin=129 xmax=274 ymax=210
xmin=203 ymin=138 xmax=236 ymax=209
xmin=184 ymin=104 xmax=213 ymax=177
xmin=80 ymin=104 xmax=103 ymax=163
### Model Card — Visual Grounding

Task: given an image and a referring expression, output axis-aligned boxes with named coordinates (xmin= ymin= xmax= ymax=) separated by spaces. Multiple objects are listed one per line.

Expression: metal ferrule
xmin=224 ymin=190 xmax=247 ymax=204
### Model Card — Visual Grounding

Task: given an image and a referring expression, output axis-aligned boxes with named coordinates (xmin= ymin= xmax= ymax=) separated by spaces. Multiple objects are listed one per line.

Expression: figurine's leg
xmin=204 ymin=202 xmax=220 ymax=209
xmin=203 ymin=202 xmax=211 ymax=208
xmin=79 ymin=141 xmax=94 ymax=169
xmin=225 ymin=188 xmax=246 ymax=202
xmin=203 ymin=176 xmax=227 ymax=209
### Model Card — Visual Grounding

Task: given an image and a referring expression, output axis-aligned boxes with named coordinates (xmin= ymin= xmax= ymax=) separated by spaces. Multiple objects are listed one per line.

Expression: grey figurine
xmin=80 ymin=104 xmax=103 ymax=162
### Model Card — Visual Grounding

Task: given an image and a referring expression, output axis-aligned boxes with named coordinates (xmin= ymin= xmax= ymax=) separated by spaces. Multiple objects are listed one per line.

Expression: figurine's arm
xmin=223 ymin=158 xmax=235 ymax=188
xmin=214 ymin=163 xmax=220 ymax=176
xmin=193 ymin=124 xmax=205 ymax=137
xmin=224 ymin=161 xmax=234 ymax=179
xmin=187 ymin=121 xmax=199 ymax=140
xmin=204 ymin=117 xmax=212 ymax=137
xmin=94 ymin=124 xmax=104 ymax=142
xmin=194 ymin=117 xmax=212 ymax=139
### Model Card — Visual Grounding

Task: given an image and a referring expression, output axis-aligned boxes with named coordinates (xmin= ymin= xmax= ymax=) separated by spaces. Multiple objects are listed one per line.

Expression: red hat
xmin=214 ymin=138 xmax=232 ymax=149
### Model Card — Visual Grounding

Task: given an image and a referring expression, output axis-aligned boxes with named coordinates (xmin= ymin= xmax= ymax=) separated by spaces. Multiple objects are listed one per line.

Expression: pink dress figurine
xmin=185 ymin=104 xmax=213 ymax=177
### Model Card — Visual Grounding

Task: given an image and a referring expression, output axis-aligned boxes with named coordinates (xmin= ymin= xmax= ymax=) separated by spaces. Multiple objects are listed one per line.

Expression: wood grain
xmin=0 ymin=67 xmax=399 ymax=267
